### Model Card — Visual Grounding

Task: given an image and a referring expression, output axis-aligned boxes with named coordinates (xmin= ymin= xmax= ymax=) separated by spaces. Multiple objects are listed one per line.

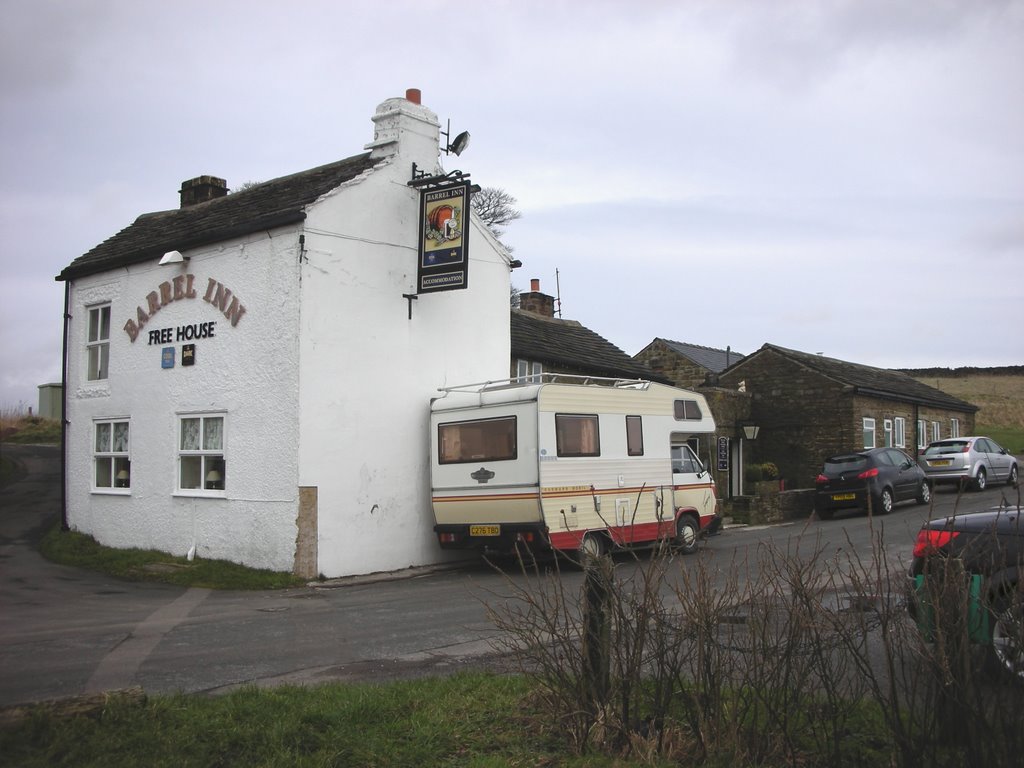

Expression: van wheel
xmin=578 ymin=532 xmax=607 ymax=562
xmin=676 ymin=516 xmax=699 ymax=555
xmin=974 ymin=467 xmax=987 ymax=492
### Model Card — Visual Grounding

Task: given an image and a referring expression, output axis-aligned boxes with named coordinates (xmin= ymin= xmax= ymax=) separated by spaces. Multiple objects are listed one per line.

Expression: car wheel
xmin=1009 ymin=465 xmax=1018 ymax=488
xmin=974 ymin=467 xmax=987 ymax=492
xmin=876 ymin=488 xmax=894 ymax=514
xmin=578 ymin=532 xmax=607 ymax=562
xmin=676 ymin=515 xmax=699 ymax=555
xmin=916 ymin=480 xmax=931 ymax=505
xmin=990 ymin=594 xmax=1024 ymax=682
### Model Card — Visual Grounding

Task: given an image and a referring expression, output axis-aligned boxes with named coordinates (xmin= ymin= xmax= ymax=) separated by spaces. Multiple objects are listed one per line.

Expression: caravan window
xmin=438 ymin=416 xmax=517 ymax=464
xmin=626 ymin=415 xmax=644 ymax=456
xmin=556 ymin=414 xmax=600 ymax=457
xmin=674 ymin=399 xmax=702 ymax=420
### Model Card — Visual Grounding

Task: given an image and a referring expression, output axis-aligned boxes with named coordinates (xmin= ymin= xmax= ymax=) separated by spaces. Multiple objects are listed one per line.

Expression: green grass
xmin=38 ymin=523 xmax=306 ymax=590
xmin=0 ymin=674 xmax=595 ymax=768
xmin=976 ymin=424 xmax=1024 ymax=454
xmin=1 ymin=416 xmax=61 ymax=444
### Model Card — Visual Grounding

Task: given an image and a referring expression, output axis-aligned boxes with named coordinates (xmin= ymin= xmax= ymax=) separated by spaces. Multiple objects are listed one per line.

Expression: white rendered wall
xmin=297 ymin=164 xmax=511 ymax=577
xmin=65 ymin=229 xmax=302 ymax=571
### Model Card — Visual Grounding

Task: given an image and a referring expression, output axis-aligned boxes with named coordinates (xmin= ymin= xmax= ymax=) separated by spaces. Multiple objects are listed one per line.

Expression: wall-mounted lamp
xmin=205 ymin=469 xmax=222 ymax=490
xmin=509 ymin=259 xmax=523 ymax=269
xmin=741 ymin=423 xmax=760 ymax=440
xmin=441 ymin=119 xmax=471 ymax=156
xmin=159 ymin=250 xmax=189 ymax=266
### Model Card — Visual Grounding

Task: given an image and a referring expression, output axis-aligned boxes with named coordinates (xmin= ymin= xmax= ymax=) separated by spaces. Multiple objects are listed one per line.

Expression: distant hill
xmin=900 ymin=367 xmax=1024 ymax=432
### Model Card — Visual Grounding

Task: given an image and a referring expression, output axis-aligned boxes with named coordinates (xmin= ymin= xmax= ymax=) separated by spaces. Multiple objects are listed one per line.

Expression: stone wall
xmin=634 ymin=339 xmax=711 ymax=389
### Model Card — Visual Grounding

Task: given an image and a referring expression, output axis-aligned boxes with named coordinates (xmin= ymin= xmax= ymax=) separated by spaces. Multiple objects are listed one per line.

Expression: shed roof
xmin=57 ymin=152 xmax=381 ymax=281
xmin=734 ymin=344 xmax=978 ymax=412
xmin=511 ymin=309 xmax=661 ymax=382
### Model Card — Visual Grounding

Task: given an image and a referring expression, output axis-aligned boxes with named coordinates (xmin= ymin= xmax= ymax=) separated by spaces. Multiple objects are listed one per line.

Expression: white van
xmin=429 ymin=375 xmax=720 ymax=558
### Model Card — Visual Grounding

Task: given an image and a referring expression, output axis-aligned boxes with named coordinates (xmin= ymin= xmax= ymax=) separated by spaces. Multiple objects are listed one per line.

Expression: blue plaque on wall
xmin=161 ymin=347 xmax=175 ymax=369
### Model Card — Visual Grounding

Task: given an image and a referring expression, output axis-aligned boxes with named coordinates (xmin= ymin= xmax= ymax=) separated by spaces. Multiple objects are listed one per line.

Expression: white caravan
xmin=429 ymin=376 xmax=721 ymax=558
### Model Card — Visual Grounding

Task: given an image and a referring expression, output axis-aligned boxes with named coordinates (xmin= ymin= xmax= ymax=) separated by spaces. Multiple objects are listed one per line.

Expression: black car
xmin=907 ymin=507 xmax=1024 ymax=681
xmin=814 ymin=447 xmax=931 ymax=519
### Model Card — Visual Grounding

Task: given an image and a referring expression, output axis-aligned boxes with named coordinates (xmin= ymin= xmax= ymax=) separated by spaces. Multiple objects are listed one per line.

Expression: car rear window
xmin=924 ymin=441 xmax=968 ymax=456
xmin=824 ymin=455 xmax=868 ymax=473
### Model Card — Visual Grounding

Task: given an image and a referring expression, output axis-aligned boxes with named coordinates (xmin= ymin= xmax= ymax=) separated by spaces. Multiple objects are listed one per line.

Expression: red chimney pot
xmin=530 ymin=278 xmax=540 ymax=292
xmin=405 ymin=88 xmax=421 ymax=105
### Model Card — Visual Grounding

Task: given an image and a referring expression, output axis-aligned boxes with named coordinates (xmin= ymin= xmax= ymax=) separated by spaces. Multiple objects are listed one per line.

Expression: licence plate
xmin=469 ymin=525 xmax=500 ymax=537
xmin=832 ymin=493 xmax=856 ymax=501
xmin=930 ymin=459 xmax=952 ymax=467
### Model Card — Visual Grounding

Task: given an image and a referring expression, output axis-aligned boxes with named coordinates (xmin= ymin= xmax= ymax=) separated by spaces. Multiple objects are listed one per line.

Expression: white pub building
xmin=56 ymin=90 xmax=513 ymax=579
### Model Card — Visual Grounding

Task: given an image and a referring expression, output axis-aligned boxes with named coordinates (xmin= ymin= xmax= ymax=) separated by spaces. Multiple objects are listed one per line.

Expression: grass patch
xmin=38 ymin=523 xmax=305 ymax=590
xmin=0 ymin=415 xmax=61 ymax=445
xmin=976 ymin=424 xmax=1024 ymax=454
xmin=0 ymin=674 xmax=584 ymax=768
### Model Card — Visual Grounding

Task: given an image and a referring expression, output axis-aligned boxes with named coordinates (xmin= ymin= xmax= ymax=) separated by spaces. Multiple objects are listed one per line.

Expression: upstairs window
xmin=86 ymin=304 xmax=111 ymax=381
xmin=556 ymin=414 xmax=600 ymax=457
xmin=515 ymin=360 xmax=543 ymax=383
xmin=94 ymin=419 xmax=130 ymax=492
xmin=178 ymin=414 xmax=226 ymax=493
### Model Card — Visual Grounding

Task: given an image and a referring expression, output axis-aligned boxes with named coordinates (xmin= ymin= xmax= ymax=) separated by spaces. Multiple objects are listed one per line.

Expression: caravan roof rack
xmin=437 ymin=373 xmax=651 ymax=394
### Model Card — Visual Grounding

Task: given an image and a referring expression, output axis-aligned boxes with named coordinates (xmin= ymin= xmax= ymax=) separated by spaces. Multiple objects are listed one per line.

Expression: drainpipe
xmin=60 ymin=280 xmax=70 ymax=531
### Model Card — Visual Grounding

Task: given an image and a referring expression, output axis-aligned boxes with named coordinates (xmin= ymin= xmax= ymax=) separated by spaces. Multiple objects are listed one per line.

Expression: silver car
xmin=918 ymin=436 xmax=1019 ymax=491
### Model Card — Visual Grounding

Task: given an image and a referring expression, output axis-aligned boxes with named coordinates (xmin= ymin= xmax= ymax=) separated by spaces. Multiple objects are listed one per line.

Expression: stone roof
xmin=511 ymin=309 xmax=661 ymax=381
xmin=57 ymin=152 xmax=381 ymax=281
xmin=657 ymin=339 xmax=745 ymax=373
xmin=743 ymin=344 xmax=978 ymax=412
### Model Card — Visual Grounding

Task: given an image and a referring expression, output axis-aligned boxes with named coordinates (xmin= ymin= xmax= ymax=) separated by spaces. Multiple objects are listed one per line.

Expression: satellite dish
xmin=448 ymin=130 xmax=471 ymax=156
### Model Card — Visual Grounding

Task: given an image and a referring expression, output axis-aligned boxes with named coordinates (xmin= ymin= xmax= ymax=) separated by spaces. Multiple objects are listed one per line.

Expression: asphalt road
xmin=1 ymin=443 xmax=1019 ymax=707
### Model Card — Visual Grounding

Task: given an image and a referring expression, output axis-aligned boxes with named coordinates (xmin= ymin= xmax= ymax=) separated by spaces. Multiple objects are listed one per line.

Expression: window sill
xmin=173 ymin=490 xmax=227 ymax=499
xmin=92 ymin=488 xmax=131 ymax=496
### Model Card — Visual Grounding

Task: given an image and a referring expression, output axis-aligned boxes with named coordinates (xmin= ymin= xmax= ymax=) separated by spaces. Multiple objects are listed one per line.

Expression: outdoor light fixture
xmin=159 ymin=250 xmax=189 ymax=266
xmin=441 ymin=119 xmax=471 ymax=156
xmin=741 ymin=423 xmax=761 ymax=440
xmin=509 ymin=259 xmax=523 ymax=269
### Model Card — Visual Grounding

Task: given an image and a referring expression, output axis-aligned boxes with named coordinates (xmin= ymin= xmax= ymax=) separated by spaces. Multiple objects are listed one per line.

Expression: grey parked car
xmin=918 ymin=436 xmax=1019 ymax=491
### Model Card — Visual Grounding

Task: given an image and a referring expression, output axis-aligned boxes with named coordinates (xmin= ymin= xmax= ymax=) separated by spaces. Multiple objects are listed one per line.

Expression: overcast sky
xmin=2 ymin=0 xmax=1022 ymax=409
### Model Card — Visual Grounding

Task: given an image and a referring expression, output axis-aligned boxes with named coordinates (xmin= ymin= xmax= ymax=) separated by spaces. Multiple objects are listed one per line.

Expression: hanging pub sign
xmin=417 ymin=183 xmax=470 ymax=293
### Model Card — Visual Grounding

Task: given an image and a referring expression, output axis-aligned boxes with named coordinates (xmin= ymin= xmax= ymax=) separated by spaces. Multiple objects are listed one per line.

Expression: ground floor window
xmin=917 ymin=419 xmax=927 ymax=450
xmin=515 ymin=359 xmax=543 ymax=383
xmin=931 ymin=421 xmax=940 ymax=442
xmin=94 ymin=419 xmax=130 ymax=491
xmin=883 ymin=418 xmax=893 ymax=447
xmin=894 ymin=417 xmax=905 ymax=448
xmin=862 ymin=417 xmax=876 ymax=449
xmin=178 ymin=414 xmax=226 ymax=493
xmin=950 ymin=418 xmax=960 ymax=438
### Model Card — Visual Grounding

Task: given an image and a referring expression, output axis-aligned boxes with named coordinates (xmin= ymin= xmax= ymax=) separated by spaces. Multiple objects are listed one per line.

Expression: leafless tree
xmin=471 ymin=187 xmax=521 ymax=242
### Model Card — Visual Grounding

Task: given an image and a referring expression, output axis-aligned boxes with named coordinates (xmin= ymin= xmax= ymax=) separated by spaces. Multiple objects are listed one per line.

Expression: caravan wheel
xmin=676 ymin=515 xmax=700 ymax=555
xmin=578 ymin=532 xmax=607 ymax=562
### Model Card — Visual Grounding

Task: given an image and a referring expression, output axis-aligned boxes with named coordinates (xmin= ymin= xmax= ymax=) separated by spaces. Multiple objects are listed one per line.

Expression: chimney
xmin=519 ymin=278 xmax=556 ymax=318
xmin=179 ymin=175 xmax=228 ymax=208
xmin=364 ymin=87 xmax=440 ymax=164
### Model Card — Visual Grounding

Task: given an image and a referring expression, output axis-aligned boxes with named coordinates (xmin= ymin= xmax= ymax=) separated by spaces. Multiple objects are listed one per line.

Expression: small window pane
xmin=95 ymin=422 xmax=111 ymax=452
xmin=203 ymin=417 xmax=224 ymax=450
xmin=181 ymin=418 xmax=201 ymax=450
xmin=112 ymin=422 xmax=129 ymax=452
xmin=95 ymin=457 xmax=112 ymax=487
xmin=180 ymin=455 xmax=203 ymax=489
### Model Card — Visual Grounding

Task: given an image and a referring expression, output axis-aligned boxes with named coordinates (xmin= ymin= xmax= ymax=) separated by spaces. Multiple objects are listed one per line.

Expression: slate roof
xmin=656 ymin=339 xmax=745 ymax=373
xmin=511 ymin=309 xmax=662 ymax=382
xmin=740 ymin=344 xmax=978 ymax=412
xmin=57 ymin=152 xmax=382 ymax=281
